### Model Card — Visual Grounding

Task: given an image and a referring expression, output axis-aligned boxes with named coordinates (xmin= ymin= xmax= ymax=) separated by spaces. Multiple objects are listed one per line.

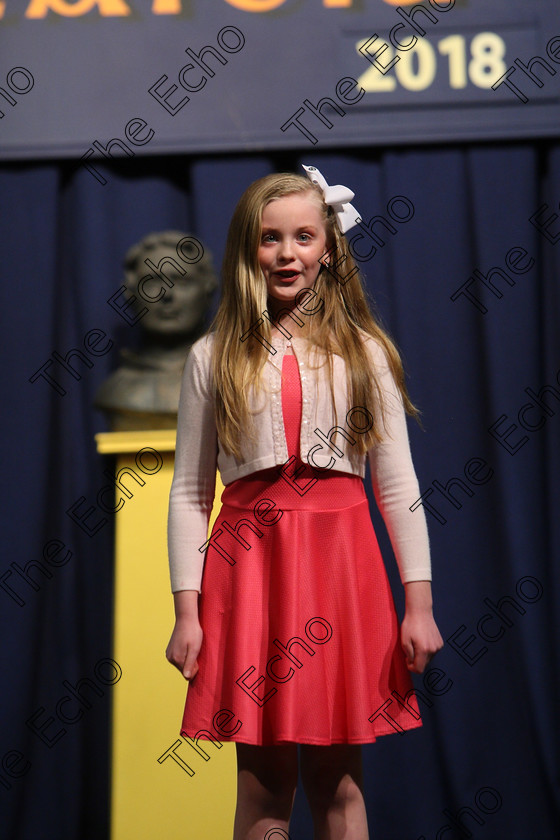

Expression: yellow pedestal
xmin=95 ymin=430 xmax=236 ymax=840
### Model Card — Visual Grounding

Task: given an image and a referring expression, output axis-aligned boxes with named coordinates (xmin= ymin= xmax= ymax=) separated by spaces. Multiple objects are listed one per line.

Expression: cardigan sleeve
xmin=167 ymin=338 xmax=218 ymax=593
xmin=366 ymin=340 xmax=432 ymax=584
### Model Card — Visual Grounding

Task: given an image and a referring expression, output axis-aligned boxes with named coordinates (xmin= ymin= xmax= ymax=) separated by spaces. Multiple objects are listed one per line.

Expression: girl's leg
xmin=233 ymin=743 xmax=298 ymax=840
xmin=300 ymin=744 xmax=369 ymax=840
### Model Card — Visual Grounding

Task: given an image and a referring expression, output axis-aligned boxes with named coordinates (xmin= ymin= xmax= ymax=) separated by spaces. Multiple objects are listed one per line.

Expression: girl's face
xmin=258 ymin=192 xmax=328 ymax=307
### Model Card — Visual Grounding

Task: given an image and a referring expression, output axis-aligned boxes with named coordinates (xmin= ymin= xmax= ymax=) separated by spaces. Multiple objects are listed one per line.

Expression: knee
xmin=238 ymin=767 xmax=297 ymax=809
xmin=237 ymin=745 xmax=298 ymax=810
xmin=303 ymin=769 xmax=363 ymax=811
xmin=300 ymin=746 xmax=363 ymax=809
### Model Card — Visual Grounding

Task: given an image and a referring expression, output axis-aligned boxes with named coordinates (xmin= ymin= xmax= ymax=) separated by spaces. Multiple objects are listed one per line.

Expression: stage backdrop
xmin=1 ymin=143 xmax=559 ymax=839
xmin=0 ymin=0 xmax=559 ymax=160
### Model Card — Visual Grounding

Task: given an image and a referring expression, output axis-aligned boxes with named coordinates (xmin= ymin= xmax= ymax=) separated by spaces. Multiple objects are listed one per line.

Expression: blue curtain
xmin=1 ymin=143 xmax=558 ymax=839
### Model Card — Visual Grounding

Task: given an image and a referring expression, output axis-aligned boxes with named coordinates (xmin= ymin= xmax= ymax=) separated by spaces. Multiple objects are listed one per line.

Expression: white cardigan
xmin=168 ymin=332 xmax=432 ymax=592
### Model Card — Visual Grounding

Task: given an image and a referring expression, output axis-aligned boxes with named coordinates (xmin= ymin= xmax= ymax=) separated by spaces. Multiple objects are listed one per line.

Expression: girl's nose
xmin=278 ymin=238 xmax=295 ymax=260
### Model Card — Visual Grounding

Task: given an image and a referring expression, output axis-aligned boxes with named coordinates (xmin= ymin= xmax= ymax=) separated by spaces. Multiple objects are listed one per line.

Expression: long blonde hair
xmin=209 ymin=172 xmax=419 ymax=458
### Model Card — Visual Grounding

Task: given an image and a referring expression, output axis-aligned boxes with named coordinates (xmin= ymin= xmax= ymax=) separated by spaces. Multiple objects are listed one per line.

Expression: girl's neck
xmin=267 ymin=297 xmax=310 ymax=341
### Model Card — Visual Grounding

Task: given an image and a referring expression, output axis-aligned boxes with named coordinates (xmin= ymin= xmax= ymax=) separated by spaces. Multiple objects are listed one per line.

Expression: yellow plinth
xmin=95 ymin=430 xmax=236 ymax=840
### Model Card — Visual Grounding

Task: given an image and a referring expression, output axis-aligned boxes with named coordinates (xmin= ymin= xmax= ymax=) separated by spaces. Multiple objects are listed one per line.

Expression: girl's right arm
xmin=166 ymin=338 xmax=218 ymax=679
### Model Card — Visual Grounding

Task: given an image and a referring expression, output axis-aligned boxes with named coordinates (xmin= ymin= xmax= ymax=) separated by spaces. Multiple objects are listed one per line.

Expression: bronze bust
xmin=95 ymin=231 xmax=217 ymax=430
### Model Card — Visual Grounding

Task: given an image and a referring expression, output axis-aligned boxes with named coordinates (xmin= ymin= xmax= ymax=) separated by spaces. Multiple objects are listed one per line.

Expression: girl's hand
xmin=400 ymin=611 xmax=444 ymax=674
xmin=166 ymin=590 xmax=203 ymax=680
xmin=166 ymin=616 xmax=203 ymax=680
xmin=400 ymin=581 xmax=444 ymax=674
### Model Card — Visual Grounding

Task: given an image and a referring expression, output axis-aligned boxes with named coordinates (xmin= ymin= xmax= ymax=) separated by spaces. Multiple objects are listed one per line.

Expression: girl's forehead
xmin=262 ymin=192 xmax=325 ymax=222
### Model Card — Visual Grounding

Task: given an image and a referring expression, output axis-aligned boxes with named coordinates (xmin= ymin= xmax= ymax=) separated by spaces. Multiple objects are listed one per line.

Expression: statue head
xmin=123 ymin=230 xmax=217 ymax=339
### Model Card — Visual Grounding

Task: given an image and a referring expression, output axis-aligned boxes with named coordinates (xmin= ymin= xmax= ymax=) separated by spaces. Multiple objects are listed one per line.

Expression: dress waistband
xmin=221 ymin=463 xmax=366 ymax=512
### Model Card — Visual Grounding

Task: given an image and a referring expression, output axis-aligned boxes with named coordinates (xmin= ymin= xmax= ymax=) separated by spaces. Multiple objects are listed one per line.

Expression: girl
xmin=166 ymin=167 xmax=443 ymax=840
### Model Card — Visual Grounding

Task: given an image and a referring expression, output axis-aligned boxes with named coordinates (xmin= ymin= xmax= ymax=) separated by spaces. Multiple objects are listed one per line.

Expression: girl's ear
xmin=321 ymin=237 xmax=335 ymax=266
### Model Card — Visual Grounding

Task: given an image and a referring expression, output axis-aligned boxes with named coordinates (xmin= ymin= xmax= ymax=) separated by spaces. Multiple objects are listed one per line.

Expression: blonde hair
xmin=209 ymin=172 xmax=419 ymax=458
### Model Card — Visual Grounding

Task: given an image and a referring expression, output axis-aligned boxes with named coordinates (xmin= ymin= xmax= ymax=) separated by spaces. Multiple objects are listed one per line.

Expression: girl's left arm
xmin=366 ymin=341 xmax=443 ymax=673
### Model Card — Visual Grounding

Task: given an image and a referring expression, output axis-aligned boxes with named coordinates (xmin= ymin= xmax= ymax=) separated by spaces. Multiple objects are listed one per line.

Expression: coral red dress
xmin=180 ymin=353 xmax=422 ymax=745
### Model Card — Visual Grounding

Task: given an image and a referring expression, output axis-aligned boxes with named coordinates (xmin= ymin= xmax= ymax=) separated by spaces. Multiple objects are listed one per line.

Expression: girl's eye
xmin=298 ymin=233 xmax=311 ymax=242
xmin=262 ymin=233 xmax=277 ymax=243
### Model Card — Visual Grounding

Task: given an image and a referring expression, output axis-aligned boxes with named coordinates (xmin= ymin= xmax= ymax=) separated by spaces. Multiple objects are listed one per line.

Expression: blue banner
xmin=0 ymin=0 xmax=558 ymax=163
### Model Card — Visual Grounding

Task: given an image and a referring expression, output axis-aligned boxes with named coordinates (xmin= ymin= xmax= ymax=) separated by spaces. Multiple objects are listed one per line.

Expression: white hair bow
xmin=302 ymin=165 xmax=361 ymax=235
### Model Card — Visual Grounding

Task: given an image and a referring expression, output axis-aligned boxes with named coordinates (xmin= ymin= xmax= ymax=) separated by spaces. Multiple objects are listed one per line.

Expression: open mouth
xmin=275 ymin=270 xmax=300 ymax=281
